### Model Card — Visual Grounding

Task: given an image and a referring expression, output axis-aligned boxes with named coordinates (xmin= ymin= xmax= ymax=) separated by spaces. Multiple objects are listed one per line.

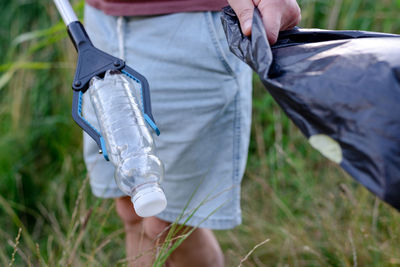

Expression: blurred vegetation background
xmin=1 ymin=0 xmax=400 ymax=266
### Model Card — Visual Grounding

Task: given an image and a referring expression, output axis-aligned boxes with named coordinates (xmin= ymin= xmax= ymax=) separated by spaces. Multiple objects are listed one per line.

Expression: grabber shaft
xmin=53 ymin=0 xmax=78 ymax=26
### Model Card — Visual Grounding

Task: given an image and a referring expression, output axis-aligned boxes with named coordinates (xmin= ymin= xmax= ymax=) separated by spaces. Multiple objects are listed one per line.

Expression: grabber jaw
xmin=67 ymin=21 xmax=160 ymax=161
xmin=68 ymin=21 xmax=125 ymax=92
xmin=71 ymin=90 xmax=110 ymax=160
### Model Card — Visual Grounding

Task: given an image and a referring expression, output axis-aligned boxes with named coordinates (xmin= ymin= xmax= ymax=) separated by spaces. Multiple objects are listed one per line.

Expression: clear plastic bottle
xmin=88 ymin=70 xmax=167 ymax=217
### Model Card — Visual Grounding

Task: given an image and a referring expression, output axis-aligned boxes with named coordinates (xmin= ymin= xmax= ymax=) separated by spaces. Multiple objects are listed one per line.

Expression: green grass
xmin=1 ymin=0 xmax=400 ymax=266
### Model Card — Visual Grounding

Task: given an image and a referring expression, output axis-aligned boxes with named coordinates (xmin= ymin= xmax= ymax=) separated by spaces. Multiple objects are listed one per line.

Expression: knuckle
xmin=238 ymin=8 xmax=253 ymax=22
xmin=287 ymin=3 xmax=301 ymax=28
xmin=290 ymin=3 xmax=301 ymax=21
xmin=259 ymin=0 xmax=301 ymax=30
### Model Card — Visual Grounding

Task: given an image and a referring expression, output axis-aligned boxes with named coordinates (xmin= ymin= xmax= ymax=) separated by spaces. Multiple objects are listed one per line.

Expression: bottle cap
xmin=131 ymin=186 xmax=167 ymax=217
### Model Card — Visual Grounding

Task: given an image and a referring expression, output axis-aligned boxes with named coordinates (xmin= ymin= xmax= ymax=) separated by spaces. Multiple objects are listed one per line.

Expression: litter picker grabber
xmin=53 ymin=0 xmax=160 ymax=161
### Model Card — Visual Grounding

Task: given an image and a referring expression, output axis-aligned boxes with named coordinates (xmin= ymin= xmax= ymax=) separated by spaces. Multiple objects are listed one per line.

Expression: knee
xmin=115 ymin=196 xmax=142 ymax=227
xmin=143 ymin=217 xmax=171 ymax=240
xmin=116 ymin=197 xmax=170 ymax=239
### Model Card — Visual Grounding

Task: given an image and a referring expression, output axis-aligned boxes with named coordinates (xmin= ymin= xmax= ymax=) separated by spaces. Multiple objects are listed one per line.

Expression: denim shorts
xmin=83 ymin=4 xmax=252 ymax=229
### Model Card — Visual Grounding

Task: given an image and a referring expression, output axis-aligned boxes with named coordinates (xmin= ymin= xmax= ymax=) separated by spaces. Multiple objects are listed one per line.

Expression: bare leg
xmin=167 ymin=227 xmax=224 ymax=267
xmin=116 ymin=197 xmax=224 ymax=267
xmin=116 ymin=196 xmax=155 ymax=266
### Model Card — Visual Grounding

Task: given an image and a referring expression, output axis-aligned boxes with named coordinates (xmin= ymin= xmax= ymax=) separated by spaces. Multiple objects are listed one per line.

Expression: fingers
xmin=260 ymin=7 xmax=282 ymax=44
xmin=228 ymin=0 xmax=255 ymax=36
xmin=258 ymin=0 xmax=301 ymax=44
xmin=279 ymin=0 xmax=302 ymax=30
xmin=228 ymin=0 xmax=302 ymax=44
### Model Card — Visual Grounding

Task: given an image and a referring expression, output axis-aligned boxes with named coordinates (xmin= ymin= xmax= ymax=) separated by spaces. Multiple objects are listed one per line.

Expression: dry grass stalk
xmin=238 ymin=238 xmax=270 ymax=267
xmin=8 ymin=228 xmax=22 ymax=267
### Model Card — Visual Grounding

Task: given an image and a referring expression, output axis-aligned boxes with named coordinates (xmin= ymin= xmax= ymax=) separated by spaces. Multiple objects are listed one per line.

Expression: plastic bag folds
xmin=221 ymin=6 xmax=400 ymax=210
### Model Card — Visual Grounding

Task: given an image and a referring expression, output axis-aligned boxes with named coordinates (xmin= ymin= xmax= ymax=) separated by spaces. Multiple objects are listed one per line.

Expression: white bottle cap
xmin=131 ymin=186 xmax=167 ymax=217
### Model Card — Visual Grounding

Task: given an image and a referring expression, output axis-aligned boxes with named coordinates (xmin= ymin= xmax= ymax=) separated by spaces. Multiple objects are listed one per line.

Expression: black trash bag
xmin=221 ymin=6 xmax=400 ymax=210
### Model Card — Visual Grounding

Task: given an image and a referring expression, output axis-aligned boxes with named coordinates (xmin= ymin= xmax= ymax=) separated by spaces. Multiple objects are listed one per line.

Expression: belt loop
xmin=116 ymin=16 xmax=125 ymax=60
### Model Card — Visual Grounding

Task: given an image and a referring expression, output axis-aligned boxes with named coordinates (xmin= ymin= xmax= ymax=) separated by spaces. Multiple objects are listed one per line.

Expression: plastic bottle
xmin=88 ymin=70 xmax=167 ymax=217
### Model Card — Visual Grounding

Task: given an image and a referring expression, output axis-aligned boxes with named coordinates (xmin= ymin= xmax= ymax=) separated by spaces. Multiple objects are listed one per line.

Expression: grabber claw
xmin=53 ymin=0 xmax=160 ymax=160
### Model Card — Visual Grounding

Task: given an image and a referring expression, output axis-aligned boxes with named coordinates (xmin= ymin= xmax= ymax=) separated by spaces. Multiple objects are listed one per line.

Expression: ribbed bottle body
xmin=88 ymin=71 xmax=166 ymax=217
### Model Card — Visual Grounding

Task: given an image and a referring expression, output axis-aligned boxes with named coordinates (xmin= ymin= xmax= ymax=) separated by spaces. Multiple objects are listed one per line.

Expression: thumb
xmin=228 ymin=0 xmax=255 ymax=36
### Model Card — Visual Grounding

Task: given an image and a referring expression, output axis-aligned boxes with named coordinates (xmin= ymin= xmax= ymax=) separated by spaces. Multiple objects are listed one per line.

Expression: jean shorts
xmin=83 ymin=4 xmax=252 ymax=229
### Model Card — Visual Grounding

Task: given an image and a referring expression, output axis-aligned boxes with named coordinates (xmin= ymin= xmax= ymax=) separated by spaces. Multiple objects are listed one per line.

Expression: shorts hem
xmin=91 ymin=185 xmax=242 ymax=229
xmin=156 ymin=210 xmax=241 ymax=230
xmin=91 ymin=184 xmax=125 ymax=199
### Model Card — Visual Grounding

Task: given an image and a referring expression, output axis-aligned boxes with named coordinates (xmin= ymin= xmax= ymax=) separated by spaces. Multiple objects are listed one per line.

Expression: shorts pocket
xmin=205 ymin=11 xmax=237 ymax=78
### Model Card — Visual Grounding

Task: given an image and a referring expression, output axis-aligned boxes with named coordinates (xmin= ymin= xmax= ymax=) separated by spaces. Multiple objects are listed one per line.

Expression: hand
xmin=227 ymin=0 xmax=301 ymax=44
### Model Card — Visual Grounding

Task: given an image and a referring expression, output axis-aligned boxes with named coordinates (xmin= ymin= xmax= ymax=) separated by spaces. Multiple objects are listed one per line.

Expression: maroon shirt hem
xmin=86 ymin=0 xmax=228 ymax=16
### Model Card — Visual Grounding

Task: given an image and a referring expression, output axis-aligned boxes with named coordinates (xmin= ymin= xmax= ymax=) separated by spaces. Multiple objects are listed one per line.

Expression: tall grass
xmin=0 ymin=0 xmax=399 ymax=266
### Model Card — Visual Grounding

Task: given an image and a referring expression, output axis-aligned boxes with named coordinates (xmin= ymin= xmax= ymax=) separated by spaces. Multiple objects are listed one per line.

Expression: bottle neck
xmin=131 ymin=181 xmax=163 ymax=202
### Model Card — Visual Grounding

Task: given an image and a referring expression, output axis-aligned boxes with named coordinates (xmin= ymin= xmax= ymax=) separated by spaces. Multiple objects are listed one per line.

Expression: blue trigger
xmin=100 ymin=137 xmax=109 ymax=161
xmin=144 ymin=114 xmax=160 ymax=136
xmin=77 ymin=91 xmax=110 ymax=161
